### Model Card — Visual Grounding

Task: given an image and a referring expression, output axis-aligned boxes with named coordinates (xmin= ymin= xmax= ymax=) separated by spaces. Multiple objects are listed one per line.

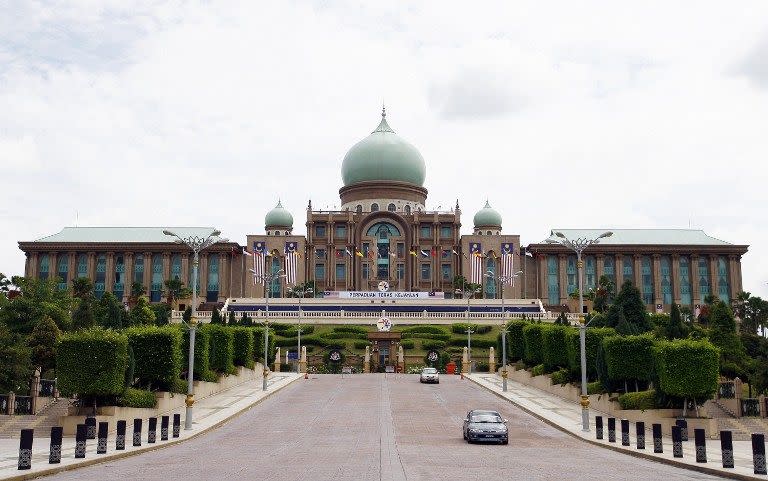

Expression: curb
xmin=1 ymin=375 xmax=302 ymax=481
xmin=466 ymin=375 xmax=763 ymax=481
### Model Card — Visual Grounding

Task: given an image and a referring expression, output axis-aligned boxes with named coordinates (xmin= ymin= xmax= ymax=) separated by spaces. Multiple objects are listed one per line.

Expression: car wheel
xmin=463 ymin=432 xmax=467 ymax=440
xmin=436 ymin=380 xmax=439 ymax=384
xmin=502 ymin=439 xmax=508 ymax=445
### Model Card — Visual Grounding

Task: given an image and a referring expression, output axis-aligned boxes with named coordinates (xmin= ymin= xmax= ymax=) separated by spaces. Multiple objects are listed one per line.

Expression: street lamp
xmin=485 ymin=269 xmax=523 ymax=392
xmin=162 ymin=229 xmax=226 ymax=430
xmin=546 ymin=230 xmax=612 ymax=432
xmin=462 ymin=283 xmax=480 ymax=373
xmin=287 ymin=285 xmax=313 ymax=373
xmin=251 ymin=267 xmax=286 ymax=391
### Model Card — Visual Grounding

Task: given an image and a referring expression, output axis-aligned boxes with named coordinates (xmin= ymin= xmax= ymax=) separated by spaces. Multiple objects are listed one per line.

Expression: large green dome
xmin=474 ymin=201 xmax=502 ymax=227
xmin=265 ymin=200 xmax=293 ymax=228
xmin=341 ymin=109 xmax=426 ymax=187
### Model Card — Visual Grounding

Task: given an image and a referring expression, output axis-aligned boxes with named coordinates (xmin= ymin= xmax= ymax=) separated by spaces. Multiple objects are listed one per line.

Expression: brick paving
xmin=41 ymin=374 xmax=725 ymax=481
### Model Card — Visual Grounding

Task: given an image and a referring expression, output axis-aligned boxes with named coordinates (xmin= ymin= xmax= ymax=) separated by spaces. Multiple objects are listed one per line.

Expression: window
xmin=442 ymin=263 xmax=451 ymax=281
xmin=603 ymin=256 xmax=615 ymax=285
xmin=171 ymin=254 xmax=181 ymax=280
xmin=679 ymin=256 xmax=692 ymax=305
xmin=440 ymin=225 xmax=452 ymax=239
xmin=38 ymin=254 xmax=50 ymax=280
xmin=566 ymin=255 xmax=577 ymax=297
xmin=356 ymin=205 xmax=362 ymax=214
xmin=335 ymin=263 xmax=346 ymax=281
xmin=57 ymin=255 xmax=68 ymax=290
xmin=387 ymin=203 xmax=396 ymax=212
xmin=335 ymin=249 xmax=345 ymax=260
xmin=585 ymin=256 xmax=596 ymax=290
xmin=641 ymin=256 xmax=653 ymax=305
xmin=114 ymin=254 xmax=125 ymax=300
xmin=396 ymin=263 xmax=405 ymax=280
xmin=362 ymin=263 xmax=370 ymax=279
xmin=698 ymin=257 xmax=710 ymax=299
xmin=315 ymin=224 xmax=326 ymax=237
xmin=150 ymin=254 xmax=163 ymax=302
xmin=404 ymin=205 xmax=411 ymax=215
xmin=362 ymin=243 xmax=371 ymax=257
xmin=421 ymin=263 xmax=431 ymax=280
xmin=486 ymin=231 xmax=492 ymax=236
xmin=269 ymin=257 xmax=281 ymax=298
xmin=335 ymin=224 xmax=347 ymax=239
xmin=315 ymin=248 xmax=326 ymax=259
xmin=135 ymin=254 xmax=145 ymax=286
xmin=441 ymin=249 xmax=451 ymax=259
xmin=371 ymin=203 xmax=379 ymax=212
xmin=396 ymin=243 xmax=404 ymax=258
xmin=420 ymin=224 xmax=431 ymax=238
xmin=77 ymin=253 xmax=87 ymax=279
xmin=366 ymin=222 xmax=401 ymax=237
xmin=485 ymin=257 xmax=497 ymax=298
xmin=547 ymin=255 xmax=559 ymax=305
xmin=623 ymin=255 xmax=634 ymax=278
xmin=206 ymin=254 xmax=219 ymax=302
xmin=314 ymin=263 xmax=325 ymax=280
xmin=660 ymin=255 xmax=672 ymax=305
xmin=718 ymin=256 xmax=730 ymax=302
xmin=95 ymin=254 xmax=106 ymax=299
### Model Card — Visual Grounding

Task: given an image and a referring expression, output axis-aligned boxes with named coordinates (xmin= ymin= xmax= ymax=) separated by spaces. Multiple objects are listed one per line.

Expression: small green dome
xmin=473 ymin=201 xmax=502 ymax=228
xmin=341 ymin=108 xmax=426 ymax=187
xmin=265 ymin=200 xmax=293 ymax=228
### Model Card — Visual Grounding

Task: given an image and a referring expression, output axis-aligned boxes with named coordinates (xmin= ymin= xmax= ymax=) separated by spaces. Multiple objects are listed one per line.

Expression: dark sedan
xmin=462 ymin=410 xmax=508 ymax=444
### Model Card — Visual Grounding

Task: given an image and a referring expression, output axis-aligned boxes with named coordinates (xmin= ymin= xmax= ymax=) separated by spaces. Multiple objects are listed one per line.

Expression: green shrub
xmin=182 ymin=324 xmax=212 ymax=381
xmin=273 ymin=336 xmax=296 ymax=347
xmin=476 ymin=361 xmax=490 ymax=372
xmin=297 ymin=335 xmax=329 ymax=347
xmin=118 ymin=387 xmax=156 ymax=408
xmin=542 ymin=325 xmax=571 ymax=372
xmin=476 ymin=325 xmax=492 ymax=334
xmin=602 ymin=335 xmax=655 ymax=385
xmin=125 ymin=325 xmax=182 ymax=391
xmin=353 ymin=340 xmax=370 ymax=349
xmin=507 ymin=320 xmax=528 ymax=362
xmin=401 ymin=331 xmax=451 ymax=341
xmin=422 ymin=340 xmax=447 ymax=350
xmin=653 ymin=339 xmax=719 ymax=401
xmin=205 ymin=324 xmax=234 ymax=374
xmin=565 ymin=327 xmax=616 ymax=380
xmin=451 ymin=323 xmax=477 ymax=334
xmin=401 ymin=325 xmax=449 ymax=335
xmin=232 ymin=327 xmax=255 ymax=368
xmin=252 ymin=327 xmax=276 ymax=366
xmin=399 ymin=339 xmax=415 ymax=349
xmin=550 ymin=368 xmax=570 ymax=386
xmin=617 ymin=390 xmax=657 ymax=410
xmin=522 ymin=324 xmax=545 ymax=365
xmin=531 ymin=364 xmax=545 ymax=376
xmin=172 ymin=378 xmax=187 ymax=394
xmin=57 ymin=328 xmax=128 ymax=398
xmin=587 ymin=381 xmax=603 ymax=395
xmin=332 ymin=326 xmax=368 ymax=334
xmin=322 ymin=331 xmax=367 ymax=340
xmin=281 ymin=325 xmax=314 ymax=337
xmin=270 ymin=323 xmax=291 ymax=333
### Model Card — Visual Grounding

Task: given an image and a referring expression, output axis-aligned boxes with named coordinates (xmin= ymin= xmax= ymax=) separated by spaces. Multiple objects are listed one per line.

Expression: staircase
xmin=0 ymin=398 xmax=73 ymax=439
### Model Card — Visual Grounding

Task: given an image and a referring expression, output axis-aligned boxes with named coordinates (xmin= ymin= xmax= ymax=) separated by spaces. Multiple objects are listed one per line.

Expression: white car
xmin=420 ymin=367 xmax=439 ymax=384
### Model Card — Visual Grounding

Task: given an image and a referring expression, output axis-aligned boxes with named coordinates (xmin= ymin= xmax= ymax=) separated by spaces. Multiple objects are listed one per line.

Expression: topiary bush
xmin=617 ymin=390 xmax=657 ymax=410
xmin=182 ymin=324 xmax=213 ymax=381
xmin=602 ymin=334 xmax=655 ymax=390
xmin=57 ymin=328 xmax=129 ymax=400
xmin=550 ymin=368 xmax=570 ymax=386
xmin=531 ymin=364 xmax=545 ymax=376
xmin=587 ymin=381 xmax=603 ymax=395
xmin=399 ymin=339 xmax=414 ymax=349
xmin=401 ymin=331 xmax=451 ymax=341
xmin=322 ymin=331 xmax=367 ymax=340
xmin=124 ymin=325 xmax=182 ymax=391
xmin=252 ymin=327 xmax=276 ymax=367
xmin=653 ymin=339 xmax=719 ymax=402
xmin=522 ymin=323 xmax=546 ymax=366
xmin=542 ymin=325 xmax=571 ymax=372
xmin=451 ymin=323 xmax=478 ymax=334
xmin=332 ymin=326 xmax=368 ymax=334
xmin=297 ymin=334 xmax=329 ymax=347
xmin=565 ymin=327 xmax=616 ymax=380
xmin=118 ymin=387 xmax=156 ymax=408
xmin=273 ymin=336 xmax=295 ymax=347
xmin=422 ymin=340 xmax=447 ymax=350
xmin=353 ymin=340 xmax=370 ymax=349
xmin=507 ymin=320 xmax=528 ymax=362
xmin=232 ymin=327 xmax=255 ymax=369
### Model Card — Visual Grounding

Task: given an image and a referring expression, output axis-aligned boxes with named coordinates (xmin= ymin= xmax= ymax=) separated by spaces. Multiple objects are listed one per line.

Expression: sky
xmin=0 ymin=1 xmax=766 ymax=298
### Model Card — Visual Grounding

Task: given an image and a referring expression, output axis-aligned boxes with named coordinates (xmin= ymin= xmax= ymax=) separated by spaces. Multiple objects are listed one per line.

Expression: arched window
xmin=585 ymin=256 xmax=596 ymax=290
xmin=77 ymin=253 xmax=88 ymax=280
xmin=477 ymin=231 xmax=482 ymax=235
xmin=171 ymin=254 xmax=181 ymax=280
xmin=660 ymin=255 xmax=672 ymax=305
xmin=718 ymin=256 xmax=730 ymax=302
xmin=404 ymin=205 xmax=411 ymax=215
xmin=134 ymin=254 xmax=145 ymax=288
xmin=547 ymin=255 xmax=559 ymax=305
xmin=679 ymin=256 xmax=691 ymax=305
xmin=269 ymin=257 xmax=281 ymax=298
xmin=95 ymin=254 xmax=106 ymax=299
xmin=641 ymin=256 xmax=653 ymax=304
xmin=207 ymin=254 xmax=219 ymax=302
xmin=114 ymin=254 xmax=125 ymax=300
xmin=356 ymin=205 xmax=362 ymax=214
xmin=150 ymin=254 xmax=163 ymax=302
xmin=366 ymin=222 xmax=401 ymax=279
xmin=57 ymin=255 xmax=68 ymax=290
xmin=566 ymin=255 xmax=577 ymax=296
xmin=387 ymin=203 xmax=396 ymax=212
xmin=698 ymin=257 xmax=710 ymax=299
xmin=485 ymin=256 xmax=497 ymax=298
xmin=371 ymin=203 xmax=379 ymax=212
xmin=38 ymin=254 xmax=49 ymax=280
xmin=486 ymin=231 xmax=492 ymax=235
xmin=603 ymin=256 xmax=615 ymax=286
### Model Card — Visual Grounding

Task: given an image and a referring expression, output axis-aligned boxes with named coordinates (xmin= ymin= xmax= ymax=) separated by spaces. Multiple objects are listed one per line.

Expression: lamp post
xmin=162 ymin=229 xmax=226 ymax=430
xmin=486 ymin=269 xmax=523 ymax=392
xmin=288 ymin=285 xmax=313 ymax=373
xmin=254 ymin=269 xmax=286 ymax=391
xmin=546 ymin=230 xmax=612 ymax=432
xmin=462 ymin=282 xmax=480 ymax=373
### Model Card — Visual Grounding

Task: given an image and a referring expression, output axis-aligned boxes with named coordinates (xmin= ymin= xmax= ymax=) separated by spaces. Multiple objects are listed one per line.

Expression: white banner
xmin=323 ymin=291 xmax=445 ymax=299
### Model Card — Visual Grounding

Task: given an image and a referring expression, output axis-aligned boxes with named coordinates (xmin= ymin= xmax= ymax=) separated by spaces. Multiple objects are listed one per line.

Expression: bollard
xmin=694 ymin=428 xmax=707 ymax=463
xmin=753 ymin=433 xmax=767 ymax=475
xmin=620 ymin=419 xmax=630 ymax=446
xmin=85 ymin=416 xmax=97 ymax=440
xmin=652 ymin=423 xmax=663 ymax=453
xmin=595 ymin=416 xmax=603 ymax=440
xmin=607 ymin=418 xmax=616 ymax=443
xmin=148 ymin=417 xmax=157 ymax=444
xmin=133 ymin=418 xmax=142 ymax=447
xmin=75 ymin=424 xmax=87 ymax=458
xmin=18 ymin=429 xmax=33 ymax=470
xmin=172 ymin=414 xmax=181 ymax=438
xmin=116 ymin=420 xmax=126 ymax=450
xmin=720 ymin=430 xmax=734 ymax=468
xmin=636 ymin=422 xmax=645 ymax=450
xmin=672 ymin=426 xmax=683 ymax=458
xmin=161 ymin=415 xmax=169 ymax=441
xmin=97 ymin=422 xmax=108 ymax=454
xmin=675 ymin=419 xmax=688 ymax=442
xmin=49 ymin=426 xmax=63 ymax=464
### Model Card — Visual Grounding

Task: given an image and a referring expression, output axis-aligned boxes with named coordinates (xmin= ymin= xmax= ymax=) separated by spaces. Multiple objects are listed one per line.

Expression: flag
xmin=469 ymin=242 xmax=482 ymax=284
xmin=336 ymin=250 xmax=344 ymax=259
xmin=344 ymin=248 xmax=353 ymax=258
xmin=420 ymin=249 xmax=430 ymax=258
xmin=389 ymin=252 xmax=397 ymax=258
xmin=409 ymin=250 xmax=417 ymax=256
xmin=431 ymin=248 xmax=437 ymax=257
xmin=452 ymin=249 xmax=459 ymax=256
xmin=355 ymin=249 xmax=364 ymax=257
xmin=252 ymin=241 xmax=266 ymax=285
xmin=284 ymin=242 xmax=298 ymax=285
xmin=501 ymin=242 xmax=515 ymax=285
xmin=241 ymin=247 xmax=253 ymax=257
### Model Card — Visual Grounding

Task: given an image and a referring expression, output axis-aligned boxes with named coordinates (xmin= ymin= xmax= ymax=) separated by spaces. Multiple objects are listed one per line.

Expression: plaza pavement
xmin=468 ymin=372 xmax=766 ymax=481
xmin=0 ymin=372 xmax=301 ymax=480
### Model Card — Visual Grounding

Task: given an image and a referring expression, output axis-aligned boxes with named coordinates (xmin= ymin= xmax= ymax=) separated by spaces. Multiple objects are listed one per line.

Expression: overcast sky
xmin=1 ymin=1 xmax=766 ymax=298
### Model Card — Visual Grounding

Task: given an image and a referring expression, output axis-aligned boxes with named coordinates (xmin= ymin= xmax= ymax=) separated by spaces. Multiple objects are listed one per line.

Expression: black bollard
xmin=720 ymin=430 xmax=734 ymax=468
xmin=133 ymin=418 xmax=142 ymax=447
xmin=672 ymin=426 xmax=683 ymax=458
xmin=148 ymin=417 xmax=157 ymax=443
xmin=49 ymin=426 xmax=63 ymax=464
xmin=97 ymin=422 xmax=108 ymax=454
xmin=694 ymin=428 xmax=706 ymax=463
xmin=75 ymin=424 xmax=87 ymax=458
xmin=652 ymin=423 xmax=663 ymax=453
xmin=85 ymin=416 xmax=97 ymax=440
xmin=161 ymin=415 xmax=169 ymax=441
xmin=675 ymin=419 xmax=688 ymax=441
xmin=595 ymin=416 xmax=603 ymax=440
xmin=18 ymin=429 xmax=33 ymax=470
xmin=172 ymin=413 xmax=181 ymax=438
xmin=608 ymin=417 xmax=616 ymax=443
xmin=620 ymin=419 xmax=630 ymax=446
xmin=636 ymin=422 xmax=645 ymax=450
xmin=753 ymin=433 xmax=767 ymax=475
xmin=116 ymin=420 xmax=126 ymax=450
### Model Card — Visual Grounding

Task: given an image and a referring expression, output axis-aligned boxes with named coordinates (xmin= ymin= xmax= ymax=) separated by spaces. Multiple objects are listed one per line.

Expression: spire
xmin=484 ymin=200 xmax=491 ymax=209
xmin=372 ymin=105 xmax=395 ymax=134
xmin=276 ymin=199 xmax=283 ymax=208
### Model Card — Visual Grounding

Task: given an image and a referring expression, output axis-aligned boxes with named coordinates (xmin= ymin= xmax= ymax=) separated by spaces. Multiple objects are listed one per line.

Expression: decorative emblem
xmin=329 ymin=350 xmax=342 ymax=362
xmin=427 ymin=350 xmax=439 ymax=362
xmin=378 ymin=281 xmax=390 ymax=292
xmin=376 ymin=317 xmax=392 ymax=332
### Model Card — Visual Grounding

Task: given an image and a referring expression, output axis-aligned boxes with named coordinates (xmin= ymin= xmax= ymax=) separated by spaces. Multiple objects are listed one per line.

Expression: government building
xmin=17 ymin=109 xmax=749 ymax=314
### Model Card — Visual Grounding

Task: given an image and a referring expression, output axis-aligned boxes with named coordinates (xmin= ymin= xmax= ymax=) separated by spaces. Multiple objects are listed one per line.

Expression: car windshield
xmin=422 ymin=368 xmax=438 ymax=374
xmin=470 ymin=414 xmax=502 ymax=423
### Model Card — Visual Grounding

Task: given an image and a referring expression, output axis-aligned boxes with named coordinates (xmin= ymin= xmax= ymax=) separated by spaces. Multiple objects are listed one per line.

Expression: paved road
xmin=45 ymin=374 xmax=724 ymax=481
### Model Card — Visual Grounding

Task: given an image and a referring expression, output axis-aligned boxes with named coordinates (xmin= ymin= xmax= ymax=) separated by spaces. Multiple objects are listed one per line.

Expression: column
xmin=67 ymin=252 xmax=76 ymax=284
xmin=105 ymin=252 xmax=115 ymax=293
xmin=558 ymin=254 xmax=567 ymax=305
xmin=200 ymin=253 xmax=209 ymax=298
xmin=633 ymin=255 xmax=642 ymax=290
xmin=538 ymin=254 xmax=547 ymax=302
xmin=672 ymin=254 xmax=681 ymax=305
xmin=596 ymin=254 xmax=605 ymax=281
xmin=219 ymin=254 xmax=230 ymax=299
xmin=734 ymin=255 xmax=743 ymax=294
xmin=143 ymin=252 xmax=152 ymax=294
xmin=709 ymin=255 xmax=719 ymax=300
xmin=652 ymin=254 xmax=662 ymax=306
xmin=49 ymin=252 xmax=58 ymax=283
xmin=615 ymin=254 xmax=624 ymax=287
xmin=124 ymin=253 xmax=134 ymax=298
xmin=180 ymin=253 xmax=189 ymax=289
xmin=728 ymin=255 xmax=740 ymax=299
xmin=690 ymin=254 xmax=701 ymax=306
xmin=24 ymin=252 xmax=31 ymax=278
xmin=87 ymin=252 xmax=96 ymax=280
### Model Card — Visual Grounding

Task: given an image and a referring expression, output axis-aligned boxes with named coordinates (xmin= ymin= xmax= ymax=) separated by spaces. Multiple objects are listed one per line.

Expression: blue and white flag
xmin=252 ymin=241 xmax=267 ymax=285
xmin=420 ymin=249 xmax=430 ymax=258
xmin=284 ymin=241 xmax=298 ymax=285
xmin=501 ymin=243 xmax=515 ymax=285
xmin=469 ymin=242 xmax=482 ymax=284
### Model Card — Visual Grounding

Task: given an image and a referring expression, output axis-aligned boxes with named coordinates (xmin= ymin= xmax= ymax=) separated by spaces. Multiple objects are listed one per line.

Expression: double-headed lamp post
xmin=288 ymin=285 xmax=313 ymax=373
xmin=485 ymin=269 xmax=523 ymax=392
xmin=462 ymin=283 xmax=480 ymax=373
xmin=163 ymin=229 xmax=226 ymax=430
xmin=546 ymin=230 xmax=612 ymax=432
xmin=251 ymin=268 xmax=287 ymax=391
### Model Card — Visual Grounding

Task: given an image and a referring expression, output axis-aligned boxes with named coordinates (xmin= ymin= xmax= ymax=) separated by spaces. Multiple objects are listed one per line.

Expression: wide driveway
xmin=46 ymin=374 xmax=723 ymax=480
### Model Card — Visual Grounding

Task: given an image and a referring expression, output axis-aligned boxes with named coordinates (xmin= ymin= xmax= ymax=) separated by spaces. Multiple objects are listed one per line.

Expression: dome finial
xmin=372 ymin=105 xmax=395 ymax=134
xmin=382 ymin=102 xmax=386 ymax=119
xmin=484 ymin=199 xmax=491 ymax=208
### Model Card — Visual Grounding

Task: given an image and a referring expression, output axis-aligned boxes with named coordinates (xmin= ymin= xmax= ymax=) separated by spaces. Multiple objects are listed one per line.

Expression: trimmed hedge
xmin=273 ymin=336 xmax=295 ymax=348
xmin=125 ymin=325 xmax=182 ymax=391
xmin=542 ymin=325 xmax=571 ymax=372
xmin=58 ymin=328 xmax=129 ymax=398
xmin=232 ymin=327 xmax=255 ymax=368
xmin=354 ymin=340 xmax=370 ymax=349
xmin=653 ymin=339 xmax=719 ymax=400
xmin=422 ymin=340 xmax=447 ymax=350
xmin=252 ymin=327 xmax=276 ymax=365
xmin=617 ymin=390 xmax=657 ymax=410
xmin=182 ymin=324 xmax=213 ymax=381
xmin=602 ymin=334 xmax=655 ymax=383
xmin=565 ymin=327 xmax=616 ymax=380
xmin=322 ymin=331 xmax=367 ymax=340
xmin=507 ymin=321 xmax=528 ymax=362
xmin=119 ymin=387 xmax=156 ymax=408
xmin=281 ymin=325 xmax=315 ymax=337
xmin=297 ymin=335 xmax=329 ymax=347
xmin=551 ymin=368 xmax=570 ymax=386
xmin=522 ymin=324 xmax=546 ymax=365
xmin=401 ymin=325 xmax=449 ymax=335
xmin=531 ymin=364 xmax=545 ymax=376
xmin=332 ymin=326 xmax=368 ymax=335
xmin=401 ymin=331 xmax=451 ymax=341
xmin=399 ymin=339 xmax=415 ymax=349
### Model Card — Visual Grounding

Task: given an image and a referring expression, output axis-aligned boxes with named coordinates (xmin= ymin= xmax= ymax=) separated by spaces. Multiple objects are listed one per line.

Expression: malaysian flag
xmin=501 ymin=243 xmax=515 ymax=285
xmin=469 ymin=242 xmax=482 ymax=284
xmin=284 ymin=241 xmax=298 ymax=285
xmin=252 ymin=241 xmax=266 ymax=285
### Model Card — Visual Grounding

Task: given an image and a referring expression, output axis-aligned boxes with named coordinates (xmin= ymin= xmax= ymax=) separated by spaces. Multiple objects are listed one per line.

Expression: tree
xmin=708 ymin=300 xmax=747 ymax=379
xmin=182 ymin=306 xmax=192 ymax=323
xmin=605 ymin=280 xmax=651 ymax=333
xmin=0 ymin=323 xmax=33 ymax=393
xmin=96 ymin=292 xmax=124 ymax=329
xmin=28 ymin=316 xmax=61 ymax=374
xmin=227 ymin=310 xmax=236 ymax=325
xmin=210 ymin=308 xmax=223 ymax=324
xmin=614 ymin=309 xmax=636 ymax=336
xmin=665 ymin=303 xmax=688 ymax=340
xmin=0 ymin=277 xmax=72 ymax=334
xmin=554 ymin=312 xmax=569 ymax=325
xmin=128 ymin=282 xmax=146 ymax=308
xmin=129 ymin=296 xmax=156 ymax=326
xmin=593 ymin=275 xmax=616 ymax=313
xmin=239 ymin=312 xmax=253 ymax=326
xmin=0 ymin=272 xmax=13 ymax=293
xmin=71 ymin=277 xmax=94 ymax=299
xmin=72 ymin=297 xmax=96 ymax=330
xmin=150 ymin=303 xmax=171 ymax=326
xmin=163 ymin=278 xmax=192 ymax=307
xmin=286 ymin=280 xmax=316 ymax=297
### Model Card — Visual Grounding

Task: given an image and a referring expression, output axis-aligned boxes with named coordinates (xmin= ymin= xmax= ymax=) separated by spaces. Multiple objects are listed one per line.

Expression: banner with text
xmin=323 ymin=291 xmax=445 ymax=299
